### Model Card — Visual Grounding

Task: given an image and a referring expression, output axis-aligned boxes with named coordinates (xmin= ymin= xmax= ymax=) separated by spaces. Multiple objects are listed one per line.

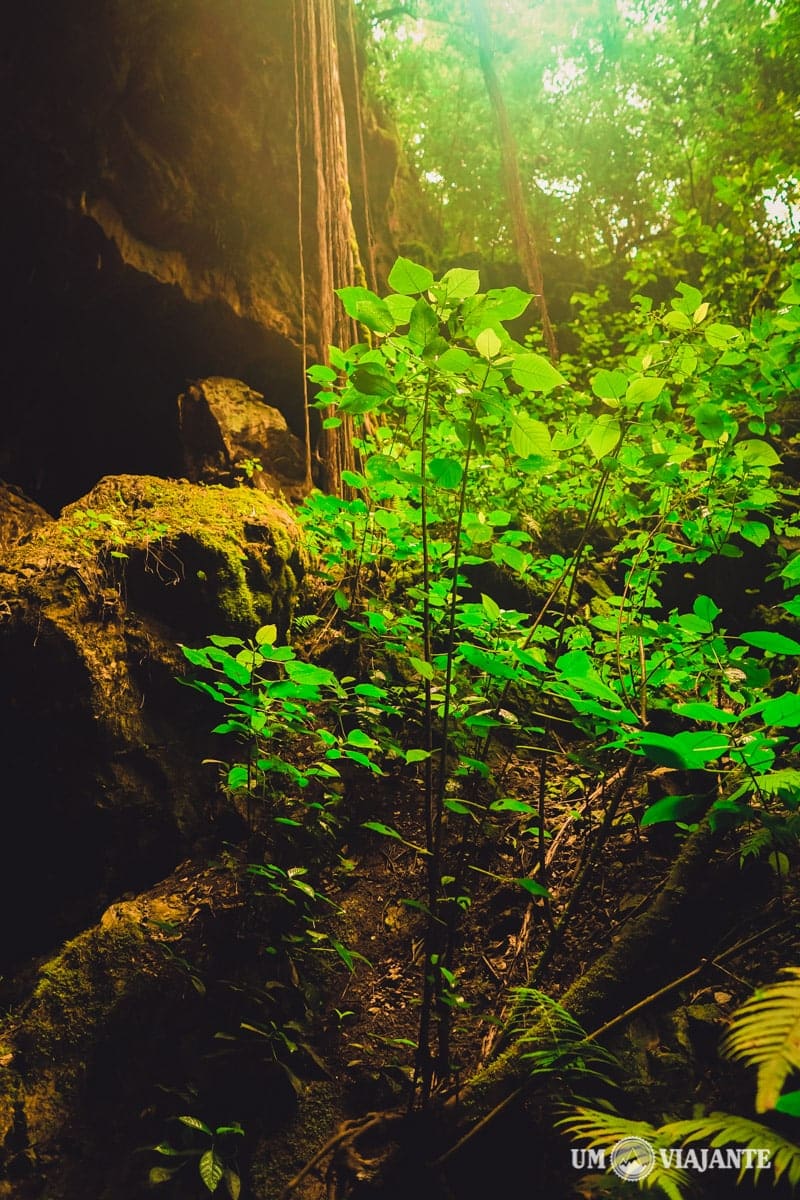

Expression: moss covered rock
xmin=0 ymin=861 xmax=242 ymax=1199
xmin=0 ymin=474 xmax=305 ymax=964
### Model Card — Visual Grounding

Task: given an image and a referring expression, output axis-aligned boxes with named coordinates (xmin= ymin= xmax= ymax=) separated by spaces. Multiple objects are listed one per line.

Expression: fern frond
xmin=508 ymin=987 xmax=618 ymax=1084
xmin=558 ymin=1107 xmax=692 ymax=1199
xmin=664 ymin=1113 xmax=800 ymax=1187
xmin=737 ymin=826 xmax=773 ymax=864
xmin=721 ymin=967 xmax=800 ymax=1111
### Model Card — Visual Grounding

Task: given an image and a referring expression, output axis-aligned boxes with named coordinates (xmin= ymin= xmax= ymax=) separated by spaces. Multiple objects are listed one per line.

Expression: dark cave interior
xmin=2 ymin=195 xmax=305 ymax=515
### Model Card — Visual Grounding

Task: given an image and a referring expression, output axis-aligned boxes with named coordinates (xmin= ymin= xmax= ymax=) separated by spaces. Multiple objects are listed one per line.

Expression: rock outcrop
xmin=0 ymin=0 xmax=403 ymax=512
xmin=0 ymin=860 xmax=247 ymax=1200
xmin=0 ymin=483 xmax=52 ymax=553
xmin=178 ymin=376 xmax=309 ymax=499
xmin=0 ymin=474 xmax=304 ymax=964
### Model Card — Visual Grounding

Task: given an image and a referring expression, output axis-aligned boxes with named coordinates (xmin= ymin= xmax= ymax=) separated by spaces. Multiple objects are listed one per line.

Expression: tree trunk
xmin=293 ymin=0 xmax=366 ymax=495
xmin=469 ymin=0 xmax=559 ymax=362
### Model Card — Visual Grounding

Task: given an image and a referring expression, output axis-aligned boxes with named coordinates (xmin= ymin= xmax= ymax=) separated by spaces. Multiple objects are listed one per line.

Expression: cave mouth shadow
xmin=1 ymin=202 xmax=306 ymax=514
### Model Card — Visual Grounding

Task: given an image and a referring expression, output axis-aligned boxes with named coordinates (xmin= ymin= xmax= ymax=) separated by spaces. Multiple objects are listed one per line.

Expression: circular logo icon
xmin=610 ymin=1136 xmax=656 ymax=1182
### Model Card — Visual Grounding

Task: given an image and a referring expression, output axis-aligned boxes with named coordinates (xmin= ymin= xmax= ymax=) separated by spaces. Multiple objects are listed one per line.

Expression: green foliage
xmin=561 ymin=968 xmax=800 ymax=1196
xmin=183 ymin=253 xmax=799 ymax=1114
xmin=560 ymin=1107 xmax=692 ymax=1199
xmin=722 ymin=968 xmax=800 ymax=1114
xmin=508 ymin=987 xmax=618 ymax=1088
xmin=61 ymin=505 xmax=169 ymax=560
xmin=359 ymin=0 xmax=799 ymax=302
xmin=148 ymin=1115 xmax=244 ymax=1197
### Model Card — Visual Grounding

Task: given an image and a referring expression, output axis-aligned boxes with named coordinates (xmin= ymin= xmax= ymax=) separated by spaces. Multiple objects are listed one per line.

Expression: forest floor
xmin=246 ymin=741 xmax=800 ymax=1200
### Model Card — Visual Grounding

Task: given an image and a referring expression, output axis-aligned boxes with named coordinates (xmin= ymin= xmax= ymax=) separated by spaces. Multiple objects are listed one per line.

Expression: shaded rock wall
xmin=0 ymin=0 xmax=401 ymax=512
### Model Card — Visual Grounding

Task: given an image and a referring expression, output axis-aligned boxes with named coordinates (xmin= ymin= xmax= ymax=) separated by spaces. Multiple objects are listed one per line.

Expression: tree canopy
xmin=357 ymin=0 xmax=799 ymax=315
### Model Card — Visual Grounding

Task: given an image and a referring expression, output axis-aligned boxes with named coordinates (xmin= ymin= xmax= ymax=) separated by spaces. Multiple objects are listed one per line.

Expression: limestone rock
xmin=178 ymin=376 xmax=309 ymax=499
xmin=0 ymin=860 xmax=244 ymax=1199
xmin=0 ymin=474 xmax=305 ymax=964
xmin=0 ymin=0 xmax=408 ymax=512
xmin=0 ymin=482 xmax=52 ymax=553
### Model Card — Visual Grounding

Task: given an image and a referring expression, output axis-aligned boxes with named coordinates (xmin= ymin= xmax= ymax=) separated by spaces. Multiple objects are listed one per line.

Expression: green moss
xmin=40 ymin=474 xmax=306 ymax=637
xmin=20 ymin=922 xmax=145 ymax=1065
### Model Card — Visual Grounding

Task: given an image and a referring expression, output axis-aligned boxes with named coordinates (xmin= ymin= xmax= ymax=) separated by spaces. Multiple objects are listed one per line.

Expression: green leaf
xmin=492 ymin=543 xmax=530 ymax=572
xmin=761 ymin=693 xmax=800 ymax=727
xmin=285 ymin=661 xmax=341 ymax=686
xmin=336 ymin=286 xmax=395 ymax=334
xmin=741 ymin=631 xmax=800 ymax=654
xmin=405 ymin=749 xmax=432 ymax=764
xmin=481 ymin=592 xmax=501 ymax=622
xmin=515 ymin=877 xmax=549 ymax=898
xmin=585 ymin=414 xmax=621 ymax=460
xmin=408 ymin=297 xmax=439 ymax=349
xmin=362 ymin=821 xmax=402 ymax=841
xmin=459 ymin=642 xmax=516 ymax=680
xmin=641 ymin=794 xmax=708 ymax=827
xmin=224 ymin=1168 xmax=242 ymax=1200
xmin=775 ymin=1090 xmax=800 ymax=1117
xmin=555 ymin=649 xmax=592 ymax=678
xmin=384 ymin=293 xmax=415 ymax=324
xmin=631 ymin=732 xmax=716 ymax=770
xmin=693 ymin=594 xmax=721 ymax=623
xmin=693 ymin=403 xmax=726 ymax=441
xmin=511 ymin=353 xmax=566 ymax=394
xmin=476 ymin=326 xmax=503 ymax=360
xmin=437 ymin=267 xmax=481 ymax=299
xmin=663 ymin=309 xmax=691 ymax=331
xmin=409 ymin=655 xmax=434 ymax=680
xmin=436 ymin=347 xmax=475 ymax=374
xmin=734 ymin=440 xmax=781 ymax=468
xmin=255 ymin=624 xmax=277 ymax=646
xmin=704 ymin=322 xmax=742 ymax=350
xmin=480 ymin=286 xmax=532 ymax=321
xmin=351 ymin=364 xmax=397 ymax=397
xmin=428 ymin=457 xmax=464 ymax=489
xmin=756 ymin=768 xmax=800 ymax=797
xmin=388 ymin=256 xmax=434 ymax=295
xmin=307 ymin=364 xmax=337 ymax=384
xmin=781 ymin=554 xmax=800 ymax=583
xmin=591 ymin=369 xmax=628 ymax=404
xmin=740 ymin=520 xmax=771 ymax=547
xmin=626 ymin=376 xmax=665 ymax=406
xmin=178 ymin=1116 xmax=213 ymax=1135
xmin=444 ymin=797 xmax=474 ymax=815
xmin=150 ymin=1166 xmax=182 ymax=1184
xmin=354 ymin=683 xmax=388 ymax=699
xmin=346 ymin=728 xmax=380 ymax=750
xmin=181 ymin=645 xmax=210 ymax=668
xmin=199 ymin=1148 xmax=225 ymax=1193
xmin=490 ymin=797 xmax=536 ymax=813
xmin=672 ymin=282 xmax=703 ymax=314
xmin=330 ymin=938 xmax=355 ymax=972
xmin=509 ymin=413 xmax=552 ymax=458
xmin=672 ymin=701 xmax=737 ymax=724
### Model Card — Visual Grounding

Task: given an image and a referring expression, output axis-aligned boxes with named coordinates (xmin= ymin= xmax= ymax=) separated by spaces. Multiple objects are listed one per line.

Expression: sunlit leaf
xmin=388 ymin=256 xmax=434 ymax=295
xmin=512 ymin=353 xmax=565 ymax=394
